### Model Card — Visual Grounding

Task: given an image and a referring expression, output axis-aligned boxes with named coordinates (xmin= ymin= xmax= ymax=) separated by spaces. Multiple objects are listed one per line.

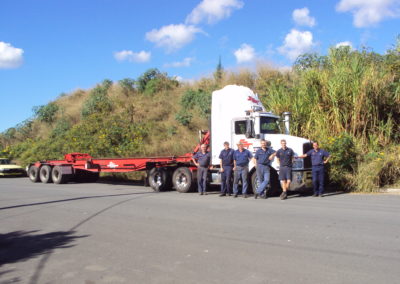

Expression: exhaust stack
xmin=282 ymin=112 xmax=291 ymax=135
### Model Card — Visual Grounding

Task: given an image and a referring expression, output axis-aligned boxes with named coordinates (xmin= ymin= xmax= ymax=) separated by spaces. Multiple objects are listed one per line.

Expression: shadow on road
xmin=0 ymin=191 xmax=154 ymax=211
xmin=0 ymin=230 xmax=87 ymax=266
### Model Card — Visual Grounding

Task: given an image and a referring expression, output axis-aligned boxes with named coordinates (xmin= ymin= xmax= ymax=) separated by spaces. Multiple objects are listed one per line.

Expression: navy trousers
xmin=197 ymin=167 xmax=208 ymax=193
xmin=312 ymin=166 xmax=325 ymax=195
xmin=233 ymin=166 xmax=249 ymax=195
xmin=220 ymin=166 xmax=233 ymax=194
xmin=256 ymin=164 xmax=270 ymax=195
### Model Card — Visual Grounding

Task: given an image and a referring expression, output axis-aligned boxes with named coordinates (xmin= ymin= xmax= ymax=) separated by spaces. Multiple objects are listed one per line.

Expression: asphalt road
xmin=0 ymin=177 xmax=399 ymax=284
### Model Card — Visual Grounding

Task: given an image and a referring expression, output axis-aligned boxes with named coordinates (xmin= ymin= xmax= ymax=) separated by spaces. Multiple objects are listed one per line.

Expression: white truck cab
xmin=209 ymin=85 xmax=312 ymax=193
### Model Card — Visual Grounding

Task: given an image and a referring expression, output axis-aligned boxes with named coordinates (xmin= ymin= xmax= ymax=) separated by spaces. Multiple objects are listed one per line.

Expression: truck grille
xmin=303 ymin=142 xmax=312 ymax=168
xmin=2 ymin=168 xmax=25 ymax=174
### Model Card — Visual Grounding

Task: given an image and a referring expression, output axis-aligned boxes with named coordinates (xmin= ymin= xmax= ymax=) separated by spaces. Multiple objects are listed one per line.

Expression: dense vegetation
xmin=1 ymin=39 xmax=399 ymax=192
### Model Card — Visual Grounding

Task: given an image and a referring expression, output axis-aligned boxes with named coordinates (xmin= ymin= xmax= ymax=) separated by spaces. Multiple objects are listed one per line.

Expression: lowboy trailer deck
xmin=27 ymin=132 xmax=210 ymax=193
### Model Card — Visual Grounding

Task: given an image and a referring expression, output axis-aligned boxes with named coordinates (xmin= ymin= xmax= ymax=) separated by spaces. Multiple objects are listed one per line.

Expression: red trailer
xmin=27 ymin=131 xmax=210 ymax=193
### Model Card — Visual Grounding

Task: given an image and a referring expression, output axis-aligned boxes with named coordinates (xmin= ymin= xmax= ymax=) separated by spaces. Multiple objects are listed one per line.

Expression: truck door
xmin=232 ymin=119 xmax=255 ymax=152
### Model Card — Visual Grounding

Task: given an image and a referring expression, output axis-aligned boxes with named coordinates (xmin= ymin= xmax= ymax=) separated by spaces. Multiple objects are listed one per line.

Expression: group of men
xmin=192 ymin=139 xmax=330 ymax=199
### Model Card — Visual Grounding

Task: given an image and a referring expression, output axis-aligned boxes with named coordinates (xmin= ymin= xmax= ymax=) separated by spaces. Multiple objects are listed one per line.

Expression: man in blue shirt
xmin=272 ymin=139 xmax=295 ymax=200
xmin=298 ymin=141 xmax=330 ymax=197
xmin=233 ymin=142 xmax=253 ymax=198
xmin=252 ymin=139 xmax=276 ymax=199
xmin=219 ymin=142 xmax=234 ymax=196
xmin=192 ymin=144 xmax=211 ymax=195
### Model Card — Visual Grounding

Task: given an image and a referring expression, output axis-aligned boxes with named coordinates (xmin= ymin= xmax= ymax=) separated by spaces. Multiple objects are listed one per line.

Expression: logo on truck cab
xmin=247 ymin=96 xmax=259 ymax=104
xmin=239 ymin=139 xmax=253 ymax=149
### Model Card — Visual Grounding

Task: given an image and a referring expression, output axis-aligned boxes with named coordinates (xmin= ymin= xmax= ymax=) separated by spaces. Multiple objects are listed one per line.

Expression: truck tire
xmin=172 ymin=167 xmax=194 ymax=193
xmin=269 ymin=168 xmax=281 ymax=196
xmin=251 ymin=169 xmax=279 ymax=196
xmin=40 ymin=165 xmax=53 ymax=183
xmin=148 ymin=168 xmax=168 ymax=192
xmin=28 ymin=166 xmax=40 ymax=183
xmin=52 ymin=166 xmax=70 ymax=184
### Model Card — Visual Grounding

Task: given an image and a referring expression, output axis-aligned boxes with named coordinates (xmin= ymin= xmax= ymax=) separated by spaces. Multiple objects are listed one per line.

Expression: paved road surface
xmin=0 ymin=177 xmax=399 ymax=284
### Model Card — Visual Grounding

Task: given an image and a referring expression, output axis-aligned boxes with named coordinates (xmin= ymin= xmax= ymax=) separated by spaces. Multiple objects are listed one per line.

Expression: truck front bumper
xmin=289 ymin=169 xmax=312 ymax=191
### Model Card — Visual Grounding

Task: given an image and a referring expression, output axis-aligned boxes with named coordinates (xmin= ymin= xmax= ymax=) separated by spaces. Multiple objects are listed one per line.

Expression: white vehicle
xmin=208 ymin=85 xmax=312 ymax=193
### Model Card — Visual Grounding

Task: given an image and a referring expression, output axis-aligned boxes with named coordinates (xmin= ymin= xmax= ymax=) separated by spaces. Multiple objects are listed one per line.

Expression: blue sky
xmin=1 ymin=0 xmax=399 ymax=132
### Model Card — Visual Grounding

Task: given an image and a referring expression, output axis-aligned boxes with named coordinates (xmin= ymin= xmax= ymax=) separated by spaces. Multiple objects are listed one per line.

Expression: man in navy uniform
xmin=298 ymin=141 xmax=330 ymax=197
xmin=233 ymin=142 xmax=253 ymax=198
xmin=192 ymin=144 xmax=211 ymax=195
xmin=219 ymin=141 xmax=234 ymax=196
xmin=273 ymin=139 xmax=295 ymax=200
xmin=252 ymin=139 xmax=276 ymax=199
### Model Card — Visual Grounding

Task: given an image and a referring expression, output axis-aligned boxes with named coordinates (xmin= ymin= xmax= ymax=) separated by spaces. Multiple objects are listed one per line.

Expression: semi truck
xmin=27 ymin=85 xmax=313 ymax=194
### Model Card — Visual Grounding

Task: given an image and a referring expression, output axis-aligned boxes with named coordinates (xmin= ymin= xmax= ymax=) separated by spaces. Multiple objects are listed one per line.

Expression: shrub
xmin=118 ymin=78 xmax=136 ymax=92
xmin=137 ymin=68 xmax=162 ymax=93
xmin=33 ymin=103 xmax=59 ymax=124
xmin=322 ymin=132 xmax=357 ymax=187
xmin=353 ymin=146 xmax=400 ymax=192
xmin=175 ymin=111 xmax=192 ymax=126
xmin=137 ymin=68 xmax=179 ymax=95
xmin=50 ymin=118 xmax=71 ymax=138
xmin=180 ymin=89 xmax=211 ymax=119
xmin=81 ymin=80 xmax=113 ymax=117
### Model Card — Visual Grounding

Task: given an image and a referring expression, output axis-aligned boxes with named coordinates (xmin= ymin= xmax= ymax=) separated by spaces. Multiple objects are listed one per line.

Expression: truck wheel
xmin=251 ymin=169 xmax=278 ymax=196
xmin=148 ymin=168 xmax=168 ymax=192
xmin=52 ymin=166 xmax=70 ymax=184
xmin=172 ymin=167 xmax=194 ymax=193
xmin=40 ymin=165 xmax=53 ymax=183
xmin=28 ymin=166 xmax=40 ymax=183
xmin=269 ymin=168 xmax=281 ymax=196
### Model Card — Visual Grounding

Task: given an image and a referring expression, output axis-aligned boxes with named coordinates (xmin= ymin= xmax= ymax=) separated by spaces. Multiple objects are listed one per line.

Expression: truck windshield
xmin=260 ymin=117 xmax=280 ymax=134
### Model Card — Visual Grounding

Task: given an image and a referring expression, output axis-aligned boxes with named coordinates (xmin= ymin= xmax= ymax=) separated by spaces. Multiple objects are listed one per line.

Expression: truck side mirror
xmin=245 ymin=120 xmax=255 ymax=138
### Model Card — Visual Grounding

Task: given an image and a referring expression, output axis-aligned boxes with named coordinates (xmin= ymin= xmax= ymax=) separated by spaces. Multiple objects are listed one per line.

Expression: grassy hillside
xmin=1 ymin=40 xmax=400 ymax=192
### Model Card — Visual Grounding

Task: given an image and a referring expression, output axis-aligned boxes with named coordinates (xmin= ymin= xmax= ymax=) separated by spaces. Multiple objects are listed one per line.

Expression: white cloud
xmin=0 ymin=42 xmax=24 ymax=69
xmin=335 ymin=41 xmax=353 ymax=49
xmin=173 ymin=75 xmax=195 ymax=84
xmin=293 ymin=7 xmax=316 ymax=27
xmin=234 ymin=43 xmax=256 ymax=63
xmin=336 ymin=0 xmax=400 ymax=27
xmin=145 ymin=24 xmax=203 ymax=52
xmin=164 ymin=57 xmax=194 ymax=68
xmin=278 ymin=29 xmax=314 ymax=61
xmin=114 ymin=50 xmax=151 ymax=63
xmin=186 ymin=0 xmax=244 ymax=24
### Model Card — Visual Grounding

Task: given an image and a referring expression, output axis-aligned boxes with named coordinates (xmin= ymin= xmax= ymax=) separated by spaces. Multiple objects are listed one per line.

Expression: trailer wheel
xmin=148 ymin=168 xmax=168 ymax=192
xmin=52 ymin=166 xmax=70 ymax=184
xmin=28 ymin=166 xmax=40 ymax=183
xmin=40 ymin=165 xmax=53 ymax=183
xmin=172 ymin=167 xmax=194 ymax=193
